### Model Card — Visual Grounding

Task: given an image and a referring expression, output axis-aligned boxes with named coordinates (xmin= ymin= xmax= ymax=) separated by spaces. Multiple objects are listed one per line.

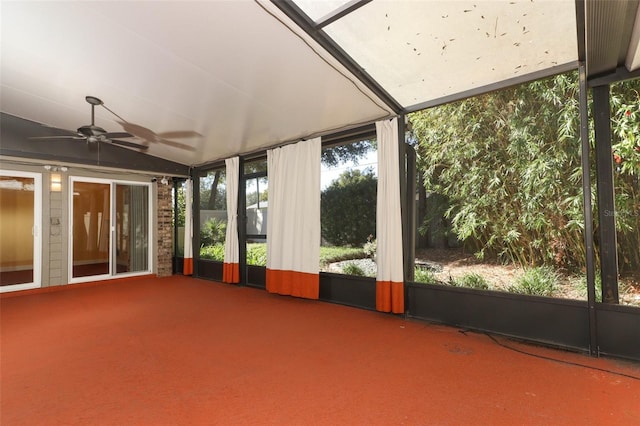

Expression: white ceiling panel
xmin=322 ymin=0 xmax=578 ymax=108
xmin=1 ymin=1 xmax=392 ymax=166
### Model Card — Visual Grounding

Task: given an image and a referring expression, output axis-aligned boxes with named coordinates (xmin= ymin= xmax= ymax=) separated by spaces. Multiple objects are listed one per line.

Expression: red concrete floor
xmin=1 ymin=276 xmax=639 ymax=425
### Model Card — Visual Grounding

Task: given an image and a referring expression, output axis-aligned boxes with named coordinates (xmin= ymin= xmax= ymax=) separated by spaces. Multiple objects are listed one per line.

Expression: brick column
xmin=157 ymin=180 xmax=174 ymax=277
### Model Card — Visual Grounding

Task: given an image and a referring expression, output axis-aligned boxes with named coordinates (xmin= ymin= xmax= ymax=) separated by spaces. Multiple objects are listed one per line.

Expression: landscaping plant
xmin=449 ymin=273 xmax=490 ymax=290
xmin=509 ymin=266 xmax=559 ymax=297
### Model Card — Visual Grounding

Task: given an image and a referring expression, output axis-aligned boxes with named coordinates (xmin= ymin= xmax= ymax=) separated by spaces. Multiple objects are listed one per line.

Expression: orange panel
xmin=183 ymin=258 xmax=193 ymax=276
xmin=266 ymin=269 xmax=319 ymax=299
xmin=376 ymin=280 xmax=404 ymax=314
xmin=223 ymin=263 xmax=240 ymax=284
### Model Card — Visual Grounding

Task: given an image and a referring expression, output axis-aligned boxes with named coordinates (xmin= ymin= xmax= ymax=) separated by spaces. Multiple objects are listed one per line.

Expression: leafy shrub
xmin=509 ymin=266 xmax=558 ymax=296
xmin=450 ymin=273 xmax=490 ymax=290
xmin=363 ymin=235 xmax=377 ymax=259
xmin=200 ymin=243 xmax=225 ymax=261
xmin=341 ymin=262 xmax=367 ymax=276
xmin=319 ymin=246 xmax=366 ymax=267
xmin=411 ymin=76 xmax=640 ymax=273
xmin=321 ymin=169 xmax=377 ymax=246
xmin=247 ymin=243 xmax=267 ymax=266
xmin=574 ymin=273 xmax=602 ymax=302
xmin=414 ymin=267 xmax=437 ymax=284
xmin=200 ymin=218 xmax=226 ymax=247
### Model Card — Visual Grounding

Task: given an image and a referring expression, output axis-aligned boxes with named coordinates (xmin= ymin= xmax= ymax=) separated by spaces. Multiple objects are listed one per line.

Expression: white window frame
xmin=0 ymin=170 xmax=42 ymax=293
xmin=68 ymin=176 xmax=152 ymax=284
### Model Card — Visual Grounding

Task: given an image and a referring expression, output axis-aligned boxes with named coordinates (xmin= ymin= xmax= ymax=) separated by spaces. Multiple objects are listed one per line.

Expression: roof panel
xmin=625 ymin=2 xmax=640 ymax=71
xmin=293 ymin=0 xmax=355 ymax=21
xmin=322 ymin=0 xmax=578 ymax=108
xmin=1 ymin=1 xmax=392 ymax=166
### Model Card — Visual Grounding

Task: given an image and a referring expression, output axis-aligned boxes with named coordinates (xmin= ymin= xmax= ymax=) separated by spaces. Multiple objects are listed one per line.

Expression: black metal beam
xmin=578 ymin=63 xmax=598 ymax=356
xmin=592 ymin=85 xmax=619 ymax=304
xmin=269 ymin=0 xmax=403 ymax=114
xmin=588 ymin=66 xmax=640 ymax=87
xmin=405 ymin=62 xmax=578 ymax=113
xmin=320 ymin=123 xmax=376 ymax=148
xmin=315 ymin=0 xmax=372 ymax=29
xmin=575 ymin=0 xmax=586 ymax=62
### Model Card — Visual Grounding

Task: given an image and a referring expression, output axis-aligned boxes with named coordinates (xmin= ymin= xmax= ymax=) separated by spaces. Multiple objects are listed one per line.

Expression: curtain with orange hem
xmin=376 ymin=118 xmax=404 ymax=313
xmin=266 ymin=138 xmax=321 ymax=299
xmin=183 ymin=178 xmax=194 ymax=276
xmin=223 ymin=157 xmax=240 ymax=283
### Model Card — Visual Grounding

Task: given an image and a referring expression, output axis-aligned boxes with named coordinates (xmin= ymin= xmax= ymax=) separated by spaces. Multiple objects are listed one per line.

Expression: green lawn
xmin=199 ymin=243 xmax=366 ymax=268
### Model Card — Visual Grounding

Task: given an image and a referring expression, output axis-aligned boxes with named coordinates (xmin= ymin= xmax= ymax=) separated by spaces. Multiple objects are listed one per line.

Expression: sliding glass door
xmin=71 ymin=180 xmax=111 ymax=279
xmin=0 ymin=171 xmax=42 ymax=292
xmin=115 ymin=184 xmax=149 ymax=274
xmin=70 ymin=178 xmax=150 ymax=282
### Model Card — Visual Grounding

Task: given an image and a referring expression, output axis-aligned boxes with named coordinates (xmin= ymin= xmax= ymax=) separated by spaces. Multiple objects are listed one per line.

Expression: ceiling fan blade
xmin=110 ymin=139 xmax=149 ymax=151
xmin=157 ymin=138 xmax=196 ymax=151
xmin=156 ymin=130 xmax=202 ymax=139
xmin=117 ymin=121 xmax=157 ymax=141
xmin=116 ymin=119 xmax=197 ymax=150
xmin=29 ymin=135 xmax=84 ymax=140
xmin=104 ymin=131 xmax=134 ymax=139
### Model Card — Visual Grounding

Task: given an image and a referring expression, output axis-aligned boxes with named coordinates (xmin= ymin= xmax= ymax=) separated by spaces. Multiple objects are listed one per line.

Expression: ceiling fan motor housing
xmin=77 ymin=124 xmax=107 ymax=137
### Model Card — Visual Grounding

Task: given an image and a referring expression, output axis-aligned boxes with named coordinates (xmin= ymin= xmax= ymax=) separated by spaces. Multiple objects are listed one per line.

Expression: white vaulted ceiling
xmin=1 ymin=1 xmax=392 ymax=166
xmin=1 ymin=0 xmax=639 ymax=168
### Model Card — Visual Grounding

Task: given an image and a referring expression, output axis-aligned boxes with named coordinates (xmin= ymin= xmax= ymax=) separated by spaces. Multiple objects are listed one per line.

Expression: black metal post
xmin=405 ymin=143 xmax=417 ymax=282
xmin=398 ymin=116 xmax=407 ymax=282
xmin=172 ymin=179 xmax=180 ymax=274
xmin=398 ymin=115 xmax=415 ymax=284
xmin=579 ymin=63 xmax=598 ymax=356
xmin=238 ymin=157 xmax=247 ymax=286
xmin=192 ymin=169 xmax=201 ymax=277
xmin=592 ymin=84 xmax=619 ymax=304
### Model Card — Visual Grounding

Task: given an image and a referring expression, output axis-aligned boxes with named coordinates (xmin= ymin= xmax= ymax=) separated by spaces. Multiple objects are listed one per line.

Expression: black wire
xmin=458 ymin=329 xmax=640 ymax=382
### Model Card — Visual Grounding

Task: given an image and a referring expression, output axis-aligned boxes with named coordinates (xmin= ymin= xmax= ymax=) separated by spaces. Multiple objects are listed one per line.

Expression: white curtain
xmin=266 ymin=138 xmax=321 ymax=299
xmin=223 ymin=157 xmax=240 ymax=283
xmin=183 ymin=178 xmax=193 ymax=275
xmin=376 ymin=118 xmax=404 ymax=313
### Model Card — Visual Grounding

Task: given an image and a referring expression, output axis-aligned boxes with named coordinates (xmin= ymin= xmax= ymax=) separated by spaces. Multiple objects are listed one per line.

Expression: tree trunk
xmin=207 ymin=170 xmax=221 ymax=209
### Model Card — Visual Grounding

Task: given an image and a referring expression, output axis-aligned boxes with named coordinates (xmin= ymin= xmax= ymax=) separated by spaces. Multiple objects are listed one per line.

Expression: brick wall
xmin=157 ymin=180 xmax=174 ymax=277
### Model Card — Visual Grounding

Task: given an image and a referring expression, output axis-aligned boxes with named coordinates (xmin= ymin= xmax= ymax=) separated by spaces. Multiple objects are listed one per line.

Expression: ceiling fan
xmin=114 ymin=121 xmax=199 ymax=152
xmin=95 ymin=99 xmax=199 ymax=152
xmin=32 ymin=96 xmax=149 ymax=151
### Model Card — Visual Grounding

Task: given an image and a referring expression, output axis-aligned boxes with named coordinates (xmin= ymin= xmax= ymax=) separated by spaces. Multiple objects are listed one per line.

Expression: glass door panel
xmin=115 ymin=184 xmax=149 ymax=274
xmin=0 ymin=173 xmax=40 ymax=289
xmin=72 ymin=181 xmax=110 ymax=278
xmin=245 ymin=175 xmax=268 ymax=240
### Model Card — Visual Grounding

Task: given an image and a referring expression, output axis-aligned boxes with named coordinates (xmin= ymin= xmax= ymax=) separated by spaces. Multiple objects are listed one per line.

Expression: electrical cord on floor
xmin=458 ymin=329 xmax=640 ymax=382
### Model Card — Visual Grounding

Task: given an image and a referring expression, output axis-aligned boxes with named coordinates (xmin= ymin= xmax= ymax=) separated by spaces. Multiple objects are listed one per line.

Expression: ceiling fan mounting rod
xmin=86 ymin=96 xmax=103 ymax=126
